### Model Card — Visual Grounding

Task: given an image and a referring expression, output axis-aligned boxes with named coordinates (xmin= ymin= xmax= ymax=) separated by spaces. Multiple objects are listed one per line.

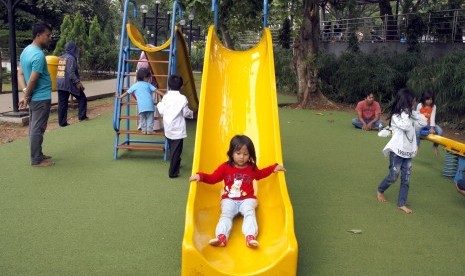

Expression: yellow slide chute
xmin=126 ymin=23 xmax=198 ymax=112
xmin=182 ymin=26 xmax=298 ymax=275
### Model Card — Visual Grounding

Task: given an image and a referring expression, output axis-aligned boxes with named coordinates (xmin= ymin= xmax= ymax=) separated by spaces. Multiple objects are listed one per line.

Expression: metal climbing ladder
xmin=113 ymin=0 xmax=184 ymax=160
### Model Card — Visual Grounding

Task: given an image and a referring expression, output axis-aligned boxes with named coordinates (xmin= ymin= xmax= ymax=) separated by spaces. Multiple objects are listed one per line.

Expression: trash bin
xmin=45 ymin=55 xmax=59 ymax=91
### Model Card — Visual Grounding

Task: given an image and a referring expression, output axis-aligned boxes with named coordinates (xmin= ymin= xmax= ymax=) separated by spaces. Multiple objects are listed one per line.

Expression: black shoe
xmin=79 ymin=116 xmax=89 ymax=121
xmin=60 ymin=123 xmax=70 ymax=127
xmin=169 ymin=174 xmax=179 ymax=178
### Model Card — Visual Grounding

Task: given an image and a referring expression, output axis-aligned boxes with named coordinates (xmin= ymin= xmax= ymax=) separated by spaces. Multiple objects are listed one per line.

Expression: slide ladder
xmin=113 ymin=0 xmax=198 ymax=159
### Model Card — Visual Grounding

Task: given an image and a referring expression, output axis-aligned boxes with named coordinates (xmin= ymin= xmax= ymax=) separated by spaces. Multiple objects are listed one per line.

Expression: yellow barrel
xmin=45 ymin=55 xmax=59 ymax=91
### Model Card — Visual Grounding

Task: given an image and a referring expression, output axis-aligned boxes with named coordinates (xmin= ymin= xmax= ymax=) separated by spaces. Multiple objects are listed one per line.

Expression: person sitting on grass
xmin=352 ymin=92 xmax=383 ymax=131
xmin=189 ymin=135 xmax=286 ymax=248
xmin=116 ymin=67 xmax=157 ymax=135
xmin=415 ymin=90 xmax=443 ymax=156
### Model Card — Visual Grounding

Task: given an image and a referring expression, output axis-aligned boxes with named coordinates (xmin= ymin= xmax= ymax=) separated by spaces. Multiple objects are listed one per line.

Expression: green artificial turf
xmin=1 ymin=94 xmax=465 ymax=275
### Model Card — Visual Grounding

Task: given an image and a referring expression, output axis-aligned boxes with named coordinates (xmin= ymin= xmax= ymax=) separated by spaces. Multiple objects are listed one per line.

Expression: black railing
xmin=321 ymin=9 xmax=465 ymax=43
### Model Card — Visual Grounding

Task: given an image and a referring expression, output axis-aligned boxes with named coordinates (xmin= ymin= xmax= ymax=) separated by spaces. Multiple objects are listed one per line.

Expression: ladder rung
xmin=123 ymin=73 xmax=166 ymax=78
xmin=124 ymin=59 xmax=169 ymax=64
xmin=120 ymin=101 xmax=138 ymax=105
xmin=120 ymin=116 xmax=162 ymax=120
xmin=117 ymin=145 xmax=165 ymax=151
xmin=118 ymin=130 xmax=165 ymax=136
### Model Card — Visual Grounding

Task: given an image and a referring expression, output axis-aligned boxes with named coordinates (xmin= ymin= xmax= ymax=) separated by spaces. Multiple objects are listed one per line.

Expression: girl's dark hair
xmin=420 ymin=90 xmax=435 ymax=106
xmin=388 ymin=88 xmax=416 ymax=125
xmin=227 ymin=135 xmax=257 ymax=169
xmin=136 ymin=67 xmax=151 ymax=81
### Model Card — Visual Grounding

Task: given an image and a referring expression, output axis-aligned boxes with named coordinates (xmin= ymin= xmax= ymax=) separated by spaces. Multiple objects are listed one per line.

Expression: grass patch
xmin=0 ymin=97 xmax=464 ymax=275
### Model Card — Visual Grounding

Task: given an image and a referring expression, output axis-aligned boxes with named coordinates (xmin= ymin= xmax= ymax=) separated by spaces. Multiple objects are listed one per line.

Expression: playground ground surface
xmin=1 ymin=91 xmax=465 ymax=275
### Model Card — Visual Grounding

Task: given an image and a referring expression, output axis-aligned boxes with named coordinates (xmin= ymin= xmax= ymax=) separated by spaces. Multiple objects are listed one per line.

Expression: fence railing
xmin=321 ymin=9 xmax=465 ymax=43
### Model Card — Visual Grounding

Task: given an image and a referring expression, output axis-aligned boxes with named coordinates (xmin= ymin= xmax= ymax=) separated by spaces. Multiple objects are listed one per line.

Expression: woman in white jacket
xmin=377 ymin=88 xmax=427 ymax=214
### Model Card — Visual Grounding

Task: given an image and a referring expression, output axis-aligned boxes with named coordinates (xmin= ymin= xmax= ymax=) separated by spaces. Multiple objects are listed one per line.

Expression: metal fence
xmin=321 ymin=9 xmax=465 ymax=43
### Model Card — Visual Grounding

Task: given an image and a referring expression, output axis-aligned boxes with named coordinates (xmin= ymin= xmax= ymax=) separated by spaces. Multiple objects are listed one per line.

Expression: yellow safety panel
xmin=126 ymin=24 xmax=198 ymax=112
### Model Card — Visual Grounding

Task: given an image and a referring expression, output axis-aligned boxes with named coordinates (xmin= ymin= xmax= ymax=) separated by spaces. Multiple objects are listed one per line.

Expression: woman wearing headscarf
xmin=56 ymin=41 xmax=88 ymax=127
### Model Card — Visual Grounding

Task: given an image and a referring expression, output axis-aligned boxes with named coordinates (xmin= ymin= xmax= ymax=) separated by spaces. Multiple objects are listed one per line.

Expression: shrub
xmin=320 ymin=52 xmax=401 ymax=108
xmin=190 ymin=40 xmax=205 ymax=72
xmin=408 ymin=51 xmax=465 ymax=129
xmin=273 ymin=47 xmax=296 ymax=94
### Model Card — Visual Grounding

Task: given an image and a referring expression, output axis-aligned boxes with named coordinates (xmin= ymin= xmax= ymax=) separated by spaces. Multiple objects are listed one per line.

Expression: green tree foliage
xmin=87 ymin=16 xmax=117 ymax=73
xmin=405 ymin=14 xmax=427 ymax=52
xmin=408 ymin=51 xmax=465 ymax=128
xmin=278 ymin=18 xmax=291 ymax=49
xmin=53 ymin=15 xmax=73 ymax=56
xmin=274 ymin=47 xmax=296 ymax=93
xmin=68 ymin=12 xmax=89 ymax=61
xmin=318 ymin=51 xmax=424 ymax=107
xmin=186 ymin=0 xmax=271 ymax=49
xmin=0 ymin=0 xmax=120 ymax=48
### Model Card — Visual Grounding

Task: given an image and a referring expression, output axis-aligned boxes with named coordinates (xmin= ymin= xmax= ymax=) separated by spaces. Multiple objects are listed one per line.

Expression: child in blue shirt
xmin=116 ymin=68 xmax=157 ymax=134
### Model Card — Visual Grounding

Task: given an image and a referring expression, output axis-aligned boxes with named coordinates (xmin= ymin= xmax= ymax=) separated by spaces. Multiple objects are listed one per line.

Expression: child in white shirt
xmin=377 ymin=88 xmax=426 ymax=214
xmin=157 ymin=75 xmax=193 ymax=178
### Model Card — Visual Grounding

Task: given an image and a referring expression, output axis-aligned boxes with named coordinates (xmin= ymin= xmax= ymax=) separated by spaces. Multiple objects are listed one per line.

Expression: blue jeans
xmin=416 ymin=125 xmax=443 ymax=147
xmin=139 ymin=111 xmax=154 ymax=132
xmin=378 ymin=152 xmax=412 ymax=207
xmin=352 ymin=118 xmax=383 ymax=129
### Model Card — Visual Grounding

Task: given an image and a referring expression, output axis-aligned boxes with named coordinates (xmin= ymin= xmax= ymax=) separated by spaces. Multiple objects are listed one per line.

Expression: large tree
xmin=293 ymin=0 xmax=330 ymax=108
xmin=378 ymin=0 xmax=398 ymax=40
xmin=186 ymin=0 xmax=269 ymax=49
xmin=1 ymin=0 xmax=119 ymax=33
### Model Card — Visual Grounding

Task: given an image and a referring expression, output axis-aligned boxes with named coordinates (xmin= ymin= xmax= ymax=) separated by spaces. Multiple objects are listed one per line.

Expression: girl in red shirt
xmin=189 ymin=135 xmax=285 ymax=248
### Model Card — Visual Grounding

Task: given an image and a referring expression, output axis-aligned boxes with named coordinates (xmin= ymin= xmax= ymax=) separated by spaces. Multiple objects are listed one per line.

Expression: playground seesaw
xmin=423 ymin=134 xmax=465 ymax=157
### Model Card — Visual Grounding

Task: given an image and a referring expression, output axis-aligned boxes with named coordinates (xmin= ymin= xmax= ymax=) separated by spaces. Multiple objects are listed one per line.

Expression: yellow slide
xmin=182 ymin=26 xmax=298 ymax=275
xmin=126 ymin=23 xmax=198 ymax=112
xmin=425 ymin=134 xmax=465 ymax=157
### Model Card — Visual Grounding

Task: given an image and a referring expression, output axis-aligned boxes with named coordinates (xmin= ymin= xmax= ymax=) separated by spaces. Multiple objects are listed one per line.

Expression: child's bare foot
xmin=377 ymin=192 xmax=387 ymax=202
xmin=398 ymin=206 xmax=413 ymax=214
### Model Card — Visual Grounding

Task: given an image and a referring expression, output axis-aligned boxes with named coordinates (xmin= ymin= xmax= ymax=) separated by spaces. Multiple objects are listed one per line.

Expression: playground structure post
xmin=154 ymin=0 xmax=160 ymax=45
xmin=1 ymin=0 xmax=27 ymax=117
xmin=188 ymin=13 xmax=194 ymax=56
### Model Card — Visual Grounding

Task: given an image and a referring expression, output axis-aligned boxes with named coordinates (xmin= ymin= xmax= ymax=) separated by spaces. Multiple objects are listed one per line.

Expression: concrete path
xmin=0 ymin=78 xmax=117 ymax=114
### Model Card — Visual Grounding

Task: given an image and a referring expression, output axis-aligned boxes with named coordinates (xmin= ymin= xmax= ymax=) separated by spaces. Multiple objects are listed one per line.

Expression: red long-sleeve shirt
xmin=198 ymin=162 xmax=278 ymax=200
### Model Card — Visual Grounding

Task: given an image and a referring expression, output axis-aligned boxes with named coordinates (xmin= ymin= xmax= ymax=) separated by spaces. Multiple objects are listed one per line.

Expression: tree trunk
xmin=219 ymin=24 xmax=234 ymax=49
xmin=0 ymin=51 xmax=2 ymax=94
xmin=293 ymin=0 xmax=327 ymax=109
xmin=379 ymin=0 xmax=398 ymax=40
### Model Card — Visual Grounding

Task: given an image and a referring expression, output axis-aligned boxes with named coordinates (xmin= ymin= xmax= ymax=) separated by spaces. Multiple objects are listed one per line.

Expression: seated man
xmin=456 ymin=179 xmax=465 ymax=197
xmin=352 ymin=92 xmax=383 ymax=131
